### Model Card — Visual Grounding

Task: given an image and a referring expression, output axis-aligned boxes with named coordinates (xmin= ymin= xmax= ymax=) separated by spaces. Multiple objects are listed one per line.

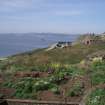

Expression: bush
xmin=68 ymin=66 xmax=85 ymax=77
xmin=33 ymin=80 xmax=51 ymax=91
xmin=92 ymin=61 xmax=105 ymax=68
xmin=86 ymin=88 xmax=105 ymax=105
xmin=3 ymin=77 xmax=60 ymax=99
xmin=0 ymin=63 xmax=7 ymax=70
xmin=50 ymin=86 xmax=60 ymax=94
xmin=90 ymin=61 xmax=105 ymax=85
xmin=67 ymin=82 xmax=84 ymax=97
xmin=10 ymin=64 xmax=27 ymax=71
xmin=3 ymin=80 xmax=13 ymax=88
xmin=91 ymin=72 xmax=105 ymax=85
xmin=0 ymin=93 xmax=4 ymax=99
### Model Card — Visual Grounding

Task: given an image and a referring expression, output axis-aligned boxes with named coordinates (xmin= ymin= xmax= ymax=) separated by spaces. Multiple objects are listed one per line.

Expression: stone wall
xmin=4 ymin=99 xmax=80 ymax=105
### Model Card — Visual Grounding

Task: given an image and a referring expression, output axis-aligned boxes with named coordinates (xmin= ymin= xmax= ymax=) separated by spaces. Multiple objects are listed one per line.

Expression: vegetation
xmin=3 ymin=43 xmax=105 ymax=70
xmin=67 ymin=81 xmax=84 ymax=97
xmin=86 ymin=88 xmax=105 ymax=105
xmin=3 ymin=77 xmax=60 ymax=99
xmin=0 ymin=35 xmax=105 ymax=104
xmin=90 ymin=61 xmax=105 ymax=85
xmin=1 ymin=65 xmax=85 ymax=99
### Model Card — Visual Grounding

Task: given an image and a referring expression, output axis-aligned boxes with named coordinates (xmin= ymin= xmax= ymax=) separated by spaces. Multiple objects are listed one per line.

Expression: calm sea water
xmin=0 ymin=33 xmax=79 ymax=57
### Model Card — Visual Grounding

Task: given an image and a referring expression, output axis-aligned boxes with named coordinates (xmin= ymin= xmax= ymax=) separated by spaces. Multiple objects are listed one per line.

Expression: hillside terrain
xmin=0 ymin=34 xmax=105 ymax=105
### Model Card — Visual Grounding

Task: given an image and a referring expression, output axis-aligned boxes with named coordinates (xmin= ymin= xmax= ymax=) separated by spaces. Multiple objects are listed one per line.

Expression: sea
xmin=0 ymin=33 xmax=79 ymax=57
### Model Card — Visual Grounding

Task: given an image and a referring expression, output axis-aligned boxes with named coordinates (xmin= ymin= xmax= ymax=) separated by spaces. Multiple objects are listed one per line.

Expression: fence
xmin=3 ymin=99 xmax=80 ymax=105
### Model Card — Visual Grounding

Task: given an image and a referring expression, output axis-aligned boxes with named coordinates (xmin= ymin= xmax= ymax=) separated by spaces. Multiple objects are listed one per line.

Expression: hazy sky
xmin=0 ymin=0 xmax=105 ymax=34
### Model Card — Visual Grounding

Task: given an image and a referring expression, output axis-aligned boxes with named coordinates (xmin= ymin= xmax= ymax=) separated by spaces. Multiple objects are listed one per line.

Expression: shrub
xmin=0 ymin=93 xmax=4 ymax=99
xmin=3 ymin=80 xmax=13 ymax=88
xmin=91 ymin=72 xmax=105 ymax=85
xmin=68 ymin=66 xmax=85 ymax=77
xmin=50 ymin=86 xmax=60 ymax=94
xmin=0 ymin=63 xmax=7 ymax=71
xmin=91 ymin=61 xmax=105 ymax=71
xmin=10 ymin=64 xmax=27 ymax=71
xmin=3 ymin=77 xmax=60 ymax=99
xmin=50 ymin=62 xmax=61 ymax=69
xmin=33 ymin=80 xmax=51 ymax=91
xmin=86 ymin=88 xmax=105 ymax=105
xmin=67 ymin=82 xmax=84 ymax=97
xmin=90 ymin=61 xmax=105 ymax=85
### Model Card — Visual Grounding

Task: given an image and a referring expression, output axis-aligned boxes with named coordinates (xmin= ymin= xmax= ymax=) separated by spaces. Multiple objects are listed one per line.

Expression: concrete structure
xmin=46 ymin=42 xmax=72 ymax=51
xmin=56 ymin=42 xmax=72 ymax=48
xmin=5 ymin=99 xmax=80 ymax=105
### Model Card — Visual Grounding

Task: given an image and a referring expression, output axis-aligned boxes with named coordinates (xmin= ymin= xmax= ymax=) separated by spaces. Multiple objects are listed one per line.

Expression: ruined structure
xmin=82 ymin=35 xmax=95 ymax=45
xmin=79 ymin=34 xmax=103 ymax=45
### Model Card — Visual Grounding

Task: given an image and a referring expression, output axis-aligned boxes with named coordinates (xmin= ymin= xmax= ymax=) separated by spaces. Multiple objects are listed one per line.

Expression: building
xmin=46 ymin=41 xmax=72 ymax=51
xmin=80 ymin=34 xmax=102 ymax=45
xmin=56 ymin=41 xmax=72 ymax=48
xmin=82 ymin=35 xmax=95 ymax=45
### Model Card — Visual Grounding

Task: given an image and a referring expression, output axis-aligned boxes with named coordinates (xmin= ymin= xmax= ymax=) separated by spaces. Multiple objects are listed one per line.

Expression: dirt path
xmin=80 ymin=88 xmax=92 ymax=105
xmin=79 ymin=72 xmax=92 ymax=105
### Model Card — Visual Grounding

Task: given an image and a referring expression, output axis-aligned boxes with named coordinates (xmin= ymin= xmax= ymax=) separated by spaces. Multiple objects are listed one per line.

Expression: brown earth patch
xmin=37 ymin=91 xmax=63 ymax=101
xmin=14 ymin=71 xmax=49 ymax=78
xmin=0 ymin=88 xmax=15 ymax=98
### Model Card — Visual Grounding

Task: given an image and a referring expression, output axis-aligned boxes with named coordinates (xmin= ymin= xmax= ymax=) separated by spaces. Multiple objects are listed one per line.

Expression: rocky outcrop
xmin=86 ymin=51 xmax=105 ymax=62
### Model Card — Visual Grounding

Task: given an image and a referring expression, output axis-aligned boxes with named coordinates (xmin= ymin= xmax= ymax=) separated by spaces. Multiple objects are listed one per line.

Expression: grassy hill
xmin=0 ymin=36 xmax=105 ymax=104
xmin=0 ymin=42 xmax=105 ymax=75
xmin=6 ymin=43 xmax=105 ymax=66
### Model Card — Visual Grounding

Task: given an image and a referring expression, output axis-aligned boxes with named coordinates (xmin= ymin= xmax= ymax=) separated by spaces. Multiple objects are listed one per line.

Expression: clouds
xmin=0 ymin=0 xmax=83 ymax=17
xmin=0 ymin=0 xmax=105 ymax=33
xmin=54 ymin=10 xmax=82 ymax=16
xmin=30 ymin=0 xmax=83 ymax=17
xmin=0 ymin=0 xmax=31 ymax=6
xmin=0 ymin=0 xmax=32 ymax=12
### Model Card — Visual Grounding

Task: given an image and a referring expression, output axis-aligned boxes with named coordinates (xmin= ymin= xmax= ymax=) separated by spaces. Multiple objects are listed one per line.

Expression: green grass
xmin=2 ymin=77 xmax=60 ymax=99
xmin=67 ymin=81 xmax=84 ymax=97
xmin=86 ymin=88 xmax=105 ymax=105
xmin=2 ymin=66 xmax=85 ymax=99
xmin=1 ymin=43 xmax=105 ymax=72
xmin=90 ymin=61 xmax=105 ymax=85
xmin=1 ymin=42 xmax=105 ymax=102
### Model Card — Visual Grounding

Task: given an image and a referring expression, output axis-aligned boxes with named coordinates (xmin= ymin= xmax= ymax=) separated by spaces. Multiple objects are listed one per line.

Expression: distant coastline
xmin=0 ymin=33 xmax=79 ymax=57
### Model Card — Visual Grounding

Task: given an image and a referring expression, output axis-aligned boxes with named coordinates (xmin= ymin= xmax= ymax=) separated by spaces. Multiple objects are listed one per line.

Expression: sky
xmin=0 ymin=0 xmax=105 ymax=34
